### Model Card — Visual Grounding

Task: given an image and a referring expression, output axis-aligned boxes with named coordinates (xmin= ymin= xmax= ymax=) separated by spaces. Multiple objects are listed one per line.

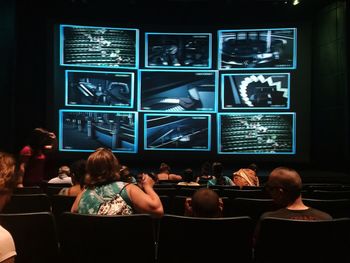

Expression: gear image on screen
xmin=145 ymin=33 xmax=212 ymax=68
xmin=144 ymin=114 xmax=211 ymax=151
xmin=66 ymin=70 xmax=134 ymax=108
xmin=139 ymin=70 xmax=217 ymax=112
xmin=221 ymin=73 xmax=290 ymax=109
xmin=218 ymin=28 xmax=296 ymax=70
xmin=59 ymin=110 xmax=138 ymax=153
xmin=60 ymin=25 xmax=139 ymax=68
xmin=218 ymin=113 xmax=295 ymax=154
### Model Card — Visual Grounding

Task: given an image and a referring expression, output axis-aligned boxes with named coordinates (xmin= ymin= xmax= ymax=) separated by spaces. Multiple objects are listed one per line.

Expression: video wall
xmin=55 ymin=24 xmax=297 ymax=156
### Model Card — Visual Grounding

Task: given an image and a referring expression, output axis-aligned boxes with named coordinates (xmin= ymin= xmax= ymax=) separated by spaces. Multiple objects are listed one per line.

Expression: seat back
xmin=13 ymin=186 xmax=43 ymax=194
xmin=303 ymin=190 xmax=350 ymax=199
xmin=157 ymin=214 xmax=254 ymax=263
xmin=51 ymin=195 xmax=76 ymax=217
xmin=3 ymin=194 xmax=51 ymax=213
xmin=0 ymin=212 xmax=59 ymax=263
xmin=228 ymin=198 xmax=281 ymax=221
xmin=59 ymin=212 xmax=156 ymax=263
xmin=303 ymin=198 xmax=350 ymax=218
xmin=255 ymin=217 xmax=350 ymax=263
xmin=222 ymin=189 xmax=269 ymax=199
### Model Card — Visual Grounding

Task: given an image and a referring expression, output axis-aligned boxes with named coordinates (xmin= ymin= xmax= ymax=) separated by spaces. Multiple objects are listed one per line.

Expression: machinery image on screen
xmin=139 ymin=70 xmax=217 ymax=112
xmin=218 ymin=28 xmax=296 ymax=70
xmin=144 ymin=114 xmax=211 ymax=151
xmin=218 ymin=113 xmax=295 ymax=154
xmin=59 ymin=110 xmax=138 ymax=153
xmin=60 ymin=25 xmax=139 ymax=68
xmin=221 ymin=73 xmax=290 ymax=109
xmin=66 ymin=70 xmax=134 ymax=108
xmin=145 ymin=33 xmax=212 ymax=68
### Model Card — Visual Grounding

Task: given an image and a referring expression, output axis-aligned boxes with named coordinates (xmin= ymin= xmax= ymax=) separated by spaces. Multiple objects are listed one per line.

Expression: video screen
xmin=59 ymin=110 xmax=138 ymax=153
xmin=144 ymin=114 xmax=211 ymax=151
xmin=60 ymin=24 xmax=139 ymax=68
xmin=145 ymin=33 xmax=212 ymax=68
xmin=218 ymin=113 xmax=295 ymax=154
xmin=221 ymin=73 xmax=290 ymax=109
xmin=65 ymin=70 xmax=134 ymax=108
xmin=218 ymin=28 xmax=296 ymax=70
xmin=139 ymin=70 xmax=217 ymax=112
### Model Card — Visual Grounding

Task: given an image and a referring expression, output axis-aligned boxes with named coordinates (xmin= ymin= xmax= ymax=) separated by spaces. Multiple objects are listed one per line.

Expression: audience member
xmin=178 ymin=168 xmax=200 ymax=186
xmin=0 ymin=152 xmax=17 ymax=263
xmin=196 ymin=161 xmax=212 ymax=184
xmin=71 ymin=148 xmax=163 ymax=217
xmin=232 ymin=163 xmax=260 ymax=189
xmin=48 ymin=165 xmax=72 ymax=185
xmin=157 ymin=162 xmax=182 ymax=181
xmin=119 ymin=165 xmax=137 ymax=184
xmin=17 ymin=128 xmax=57 ymax=187
xmin=207 ymin=162 xmax=234 ymax=186
xmin=184 ymin=188 xmax=223 ymax=217
xmin=260 ymin=166 xmax=332 ymax=220
xmin=59 ymin=159 xmax=87 ymax=196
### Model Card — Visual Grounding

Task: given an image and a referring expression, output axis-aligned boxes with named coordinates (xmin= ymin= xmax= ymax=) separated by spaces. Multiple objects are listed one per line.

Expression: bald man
xmin=260 ymin=167 xmax=332 ymax=220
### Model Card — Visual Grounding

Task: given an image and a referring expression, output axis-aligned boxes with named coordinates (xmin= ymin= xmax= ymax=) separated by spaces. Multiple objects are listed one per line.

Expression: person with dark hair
xmin=177 ymin=168 xmax=199 ymax=186
xmin=71 ymin=148 xmax=163 ymax=218
xmin=184 ymin=188 xmax=223 ymax=218
xmin=196 ymin=161 xmax=213 ymax=184
xmin=119 ymin=165 xmax=137 ymax=184
xmin=0 ymin=152 xmax=17 ymax=263
xmin=232 ymin=163 xmax=260 ymax=189
xmin=207 ymin=162 xmax=234 ymax=186
xmin=59 ymin=159 xmax=87 ymax=196
xmin=260 ymin=167 xmax=332 ymax=220
xmin=18 ymin=127 xmax=57 ymax=187
xmin=157 ymin=162 xmax=182 ymax=181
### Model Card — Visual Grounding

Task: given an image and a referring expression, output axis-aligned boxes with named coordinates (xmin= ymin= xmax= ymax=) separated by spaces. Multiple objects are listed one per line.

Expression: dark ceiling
xmin=16 ymin=0 xmax=341 ymax=24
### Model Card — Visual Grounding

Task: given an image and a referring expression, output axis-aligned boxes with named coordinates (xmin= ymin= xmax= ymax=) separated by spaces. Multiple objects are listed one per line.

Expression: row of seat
xmin=3 ymin=193 xmax=350 ymax=225
xmin=1 ymin=212 xmax=350 ymax=263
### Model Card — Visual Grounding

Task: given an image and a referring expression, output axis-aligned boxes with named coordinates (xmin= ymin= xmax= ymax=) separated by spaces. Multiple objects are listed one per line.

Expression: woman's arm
xmin=127 ymin=174 xmax=164 ymax=218
xmin=71 ymin=189 xmax=85 ymax=213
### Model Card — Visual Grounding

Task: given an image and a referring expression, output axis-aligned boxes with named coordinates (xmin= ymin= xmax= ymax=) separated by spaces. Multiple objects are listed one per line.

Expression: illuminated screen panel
xmin=221 ymin=73 xmax=290 ymax=109
xmin=145 ymin=32 xmax=212 ymax=69
xmin=218 ymin=28 xmax=297 ymax=70
xmin=60 ymin=24 xmax=139 ymax=69
xmin=59 ymin=110 xmax=138 ymax=153
xmin=218 ymin=113 xmax=296 ymax=154
xmin=139 ymin=70 xmax=218 ymax=113
xmin=144 ymin=114 xmax=211 ymax=151
xmin=65 ymin=70 xmax=134 ymax=108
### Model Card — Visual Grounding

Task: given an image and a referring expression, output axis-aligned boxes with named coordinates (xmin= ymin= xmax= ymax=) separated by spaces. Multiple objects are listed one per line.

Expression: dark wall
xmin=0 ymin=0 xmax=15 ymax=152
xmin=311 ymin=1 xmax=349 ymax=168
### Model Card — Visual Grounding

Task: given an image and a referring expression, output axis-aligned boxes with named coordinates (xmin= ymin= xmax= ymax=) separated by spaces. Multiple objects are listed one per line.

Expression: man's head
xmin=190 ymin=188 xmax=223 ymax=218
xmin=0 ymin=152 xmax=17 ymax=211
xmin=266 ymin=166 xmax=302 ymax=206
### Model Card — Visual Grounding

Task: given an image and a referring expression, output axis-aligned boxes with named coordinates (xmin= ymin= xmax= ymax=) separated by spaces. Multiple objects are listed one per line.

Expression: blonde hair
xmin=0 ymin=152 xmax=17 ymax=192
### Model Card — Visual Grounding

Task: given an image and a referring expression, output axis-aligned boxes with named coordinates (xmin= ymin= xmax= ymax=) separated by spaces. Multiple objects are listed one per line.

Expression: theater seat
xmin=59 ymin=212 xmax=156 ymax=263
xmin=157 ymin=214 xmax=254 ymax=263
xmin=254 ymin=217 xmax=350 ymax=263
xmin=3 ymin=194 xmax=51 ymax=213
xmin=0 ymin=212 xmax=59 ymax=263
